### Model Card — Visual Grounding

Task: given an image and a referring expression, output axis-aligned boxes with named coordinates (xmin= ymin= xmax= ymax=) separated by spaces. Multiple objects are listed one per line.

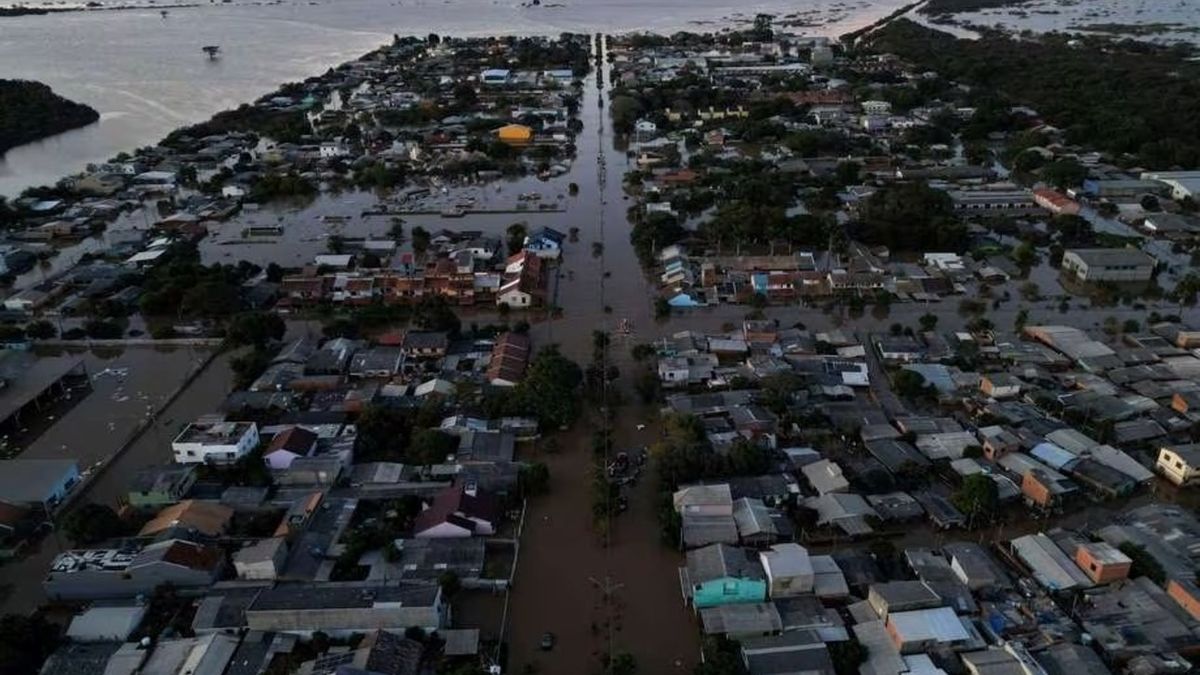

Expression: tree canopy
xmin=869 ymin=20 xmax=1200 ymax=168
xmin=853 ymin=182 xmax=966 ymax=251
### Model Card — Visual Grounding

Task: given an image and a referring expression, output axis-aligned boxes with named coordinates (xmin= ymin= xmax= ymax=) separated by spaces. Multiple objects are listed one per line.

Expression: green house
xmin=126 ymin=465 xmax=197 ymax=509
xmin=682 ymin=543 xmax=767 ymax=609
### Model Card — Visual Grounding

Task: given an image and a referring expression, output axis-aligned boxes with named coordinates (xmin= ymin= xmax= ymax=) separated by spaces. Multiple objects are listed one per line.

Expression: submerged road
xmin=505 ymin=35 xmax=701 ymax=675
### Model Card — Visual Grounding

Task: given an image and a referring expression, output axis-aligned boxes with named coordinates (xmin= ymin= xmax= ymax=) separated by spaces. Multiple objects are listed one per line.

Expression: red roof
xmin=413 ymin=485 xmax=500 ymax=535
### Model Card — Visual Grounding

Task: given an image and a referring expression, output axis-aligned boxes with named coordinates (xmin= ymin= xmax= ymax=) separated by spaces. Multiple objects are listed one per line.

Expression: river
xmin=0 ymin=0 xmax=913 ymax=197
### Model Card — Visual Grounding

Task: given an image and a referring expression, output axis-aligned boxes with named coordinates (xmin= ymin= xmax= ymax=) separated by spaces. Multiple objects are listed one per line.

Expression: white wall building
xmin=172 ymin=419 xmax=259 ymax=464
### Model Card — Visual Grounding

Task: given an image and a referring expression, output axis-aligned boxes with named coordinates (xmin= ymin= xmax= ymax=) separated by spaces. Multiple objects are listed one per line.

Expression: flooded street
xmin=505 ymin=37 xmax=699 ymax=675
xmin=0 ymin=346 xmax=234 ymax=615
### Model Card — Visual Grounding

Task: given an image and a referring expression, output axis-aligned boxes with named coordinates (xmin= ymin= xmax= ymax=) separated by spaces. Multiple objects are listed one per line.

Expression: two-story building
xmin=171 ymin=418 xmax=259 ymax=465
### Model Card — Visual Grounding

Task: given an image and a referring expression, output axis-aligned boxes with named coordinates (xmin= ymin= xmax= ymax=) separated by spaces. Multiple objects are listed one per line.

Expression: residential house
xmin=801 ymin=459 xmax=849 ymax=495
xmin=884 ymin=607 xmax=974 ymax=654
xmin=682 ymin=543 xmax=767 ymax=609
xmin=233 ymin=538 xmax=288 ymax=581
xmin=401 ymin=331 xmax=449 ymax=359
xmin=486 ymin=332 xmax=531 ymax=387
xmin=980 ymin=373 xmax=1021 ymax=399
xmin=413 ymin=485 xmax=500 ymax=538
xmin=44 ymin=540 xmax=223 ymax=600
xmin=497 ymin=253 xmax=547 ymax=307
xmin=0 ymin=459 xmax=81 ymax=510
xmin=138 ymin=500 xmax=233 ymax=541
xmin=172 ymin=418 xmax=259 ymax=465
xmin=245 ymin=582 xmax=444 ymax=635
xmin=125 ymin=465 xmax=197 ymax=510
xmin=263 ymin=426 xmax=319 ymax=470
xmin=1156 ymin=444 xmax=1200 ymax=486
xmin=758 ymin=543 xmax=813 ymax=598
xmin=1061 ymin=248 xmax=1156 ymax=283
xmin=523 ymin=226 xmax=565 ymax=259
xmin=1074 ymin=542 xmax=1132 ymax=585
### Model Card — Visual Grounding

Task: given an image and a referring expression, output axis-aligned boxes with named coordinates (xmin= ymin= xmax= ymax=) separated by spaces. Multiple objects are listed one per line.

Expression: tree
xmin=24 ymin=320 xmax=55 ymax=339
xmin=518 ymin=462 xmax=550 ymax=496
xmin=606 ymin=653 xmax=637 ymax=675
xmin=1013 ymin=241 xmax=1037 ymax=269
xmin=918 ymin=313 xmax=938 ymax=332
xmin=0 ymin=613 xmax=60 ymax=675
xmin=411 ymin=296 xmax=461 ymax=336
xmin=828 ymin=638 xmax=868 ymax=675
xmin=61 ymin=503 xmax=127 ymax=545
xmin=356 ymin=405 xmax=413 ymax=462
xmin=854 ymin=182 xmax=965 ymax=251
xmin=506 ymin=222 xmax=527 ymax=256
xmin=508 ymin=347 xmax=583 ymax=429
xmin=654 ymin=296 xmax=670 ymax=319
xmin=951 ymin=474 xmax=999 ymax=524
xmin=1014 ymin=308 xmax=1029 ymax=332
xmin=411 ymin=226 xmax=431 ymax=255
xmin=1040 ymin=158 xmax=1087 ymax=190
xmin=1118 ymin=542 xmax=1165 ymax=583
xmin=407 ymin=429 xmax=458 ymax=466
xmin=438 ymin=571 xmax=461 ymax=598
xmin=226 ymin=311 xmax=285 ymax=348
xmin=892 ymin=369 xmax=934 ymax=401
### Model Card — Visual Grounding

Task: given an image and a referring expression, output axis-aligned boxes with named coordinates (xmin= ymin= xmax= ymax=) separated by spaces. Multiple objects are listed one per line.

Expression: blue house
xmin=668 ymin=292 xmax=702 ymax=308
xmin=682 ymin=543 xmax=767 ymax=609
xmin=0 ymin=459 xmax=81 ymax=509
xmin=524 ymin=227 xmax=566 ymax=259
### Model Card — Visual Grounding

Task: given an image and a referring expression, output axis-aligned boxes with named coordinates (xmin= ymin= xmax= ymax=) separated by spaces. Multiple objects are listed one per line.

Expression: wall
xmin=693 ymin=577 xmax=767 ymax=609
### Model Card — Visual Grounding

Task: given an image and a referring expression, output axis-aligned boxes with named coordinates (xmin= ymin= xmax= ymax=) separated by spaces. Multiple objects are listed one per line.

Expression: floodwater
xmin=0 ymin=0 xmax=911 ymax=196
xmin=932 ymin=0 xmax=1200 ymax=46
xmin=0 ymin=345 xmax=232 ymax=615
xmin=504 ymin=37 xmax=700 ymax=674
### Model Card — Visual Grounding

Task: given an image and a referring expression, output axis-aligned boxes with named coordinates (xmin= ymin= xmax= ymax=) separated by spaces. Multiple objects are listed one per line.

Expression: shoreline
xmin=0 ymin=0 xmax=913 ymax=197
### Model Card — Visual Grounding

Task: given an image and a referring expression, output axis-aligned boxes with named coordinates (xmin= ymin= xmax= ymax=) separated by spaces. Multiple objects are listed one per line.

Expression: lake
xmin=0 ymin=0 xmax=909 ymax=196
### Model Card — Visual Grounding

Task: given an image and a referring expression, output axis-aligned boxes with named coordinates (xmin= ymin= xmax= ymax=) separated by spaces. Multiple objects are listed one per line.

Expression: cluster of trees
xmin=869 ymin=20 xmax=1200 ymax=168
xmin=0 ymin=613 xmax=60 ymax=675
xmin=0 ymin=79 xmax=99 ymax=154
xmin=250 ymin=171 xmax=317 ymax=201
xmin=653 ymin=414 xmax=774 ymax=490
xmin=138 ymin=242 xmax=257 ymax=319
xmin=950 ymin=474 xmax=1000 ymax=525
xmin=498 ymin=346 xmax=584 ymax=430
xmin=852 ymin=181 xmax=966 ymax=251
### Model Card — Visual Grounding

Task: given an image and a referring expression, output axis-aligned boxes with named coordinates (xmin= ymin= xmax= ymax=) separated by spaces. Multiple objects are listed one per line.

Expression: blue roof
xmin=668 ymin=293 xmax=702 ymax=308
xmin=531 ymin=226 xmax=565 ymax=243
xmin=751 ymin=273 xmax=768 ymax=291
xmin=1030 ymin=442 xmax=1075 ymax=469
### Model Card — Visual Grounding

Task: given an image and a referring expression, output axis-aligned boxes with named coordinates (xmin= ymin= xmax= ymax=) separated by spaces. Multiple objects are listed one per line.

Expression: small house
xmin=682 ymin=543 xmax=767 ymax=609
xmin=1073 ymin=542 xmax=1131 ymax=585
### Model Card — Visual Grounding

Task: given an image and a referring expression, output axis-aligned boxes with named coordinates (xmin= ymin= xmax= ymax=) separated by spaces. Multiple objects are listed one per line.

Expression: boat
xmin=441 ymin=207 xmax=466 ymax=218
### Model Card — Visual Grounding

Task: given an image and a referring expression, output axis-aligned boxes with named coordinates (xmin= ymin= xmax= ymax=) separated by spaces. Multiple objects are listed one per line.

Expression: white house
xmin=172 ymin=419 xmax=259 ymax=465
xmin=319 ymin=141 xmax=350 ymax=159
xmin=862 ymin=100 xmax=892 ymax=116
xmin=523 ymin=227 xmax=565 ymax=260
xmin=759 ymin=543 xmax=814 ymax=598
xmin=413 ymin=485 xmax=499 ymax=538
xmin=1156 ymin=444 xmax=1200 ymax=486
